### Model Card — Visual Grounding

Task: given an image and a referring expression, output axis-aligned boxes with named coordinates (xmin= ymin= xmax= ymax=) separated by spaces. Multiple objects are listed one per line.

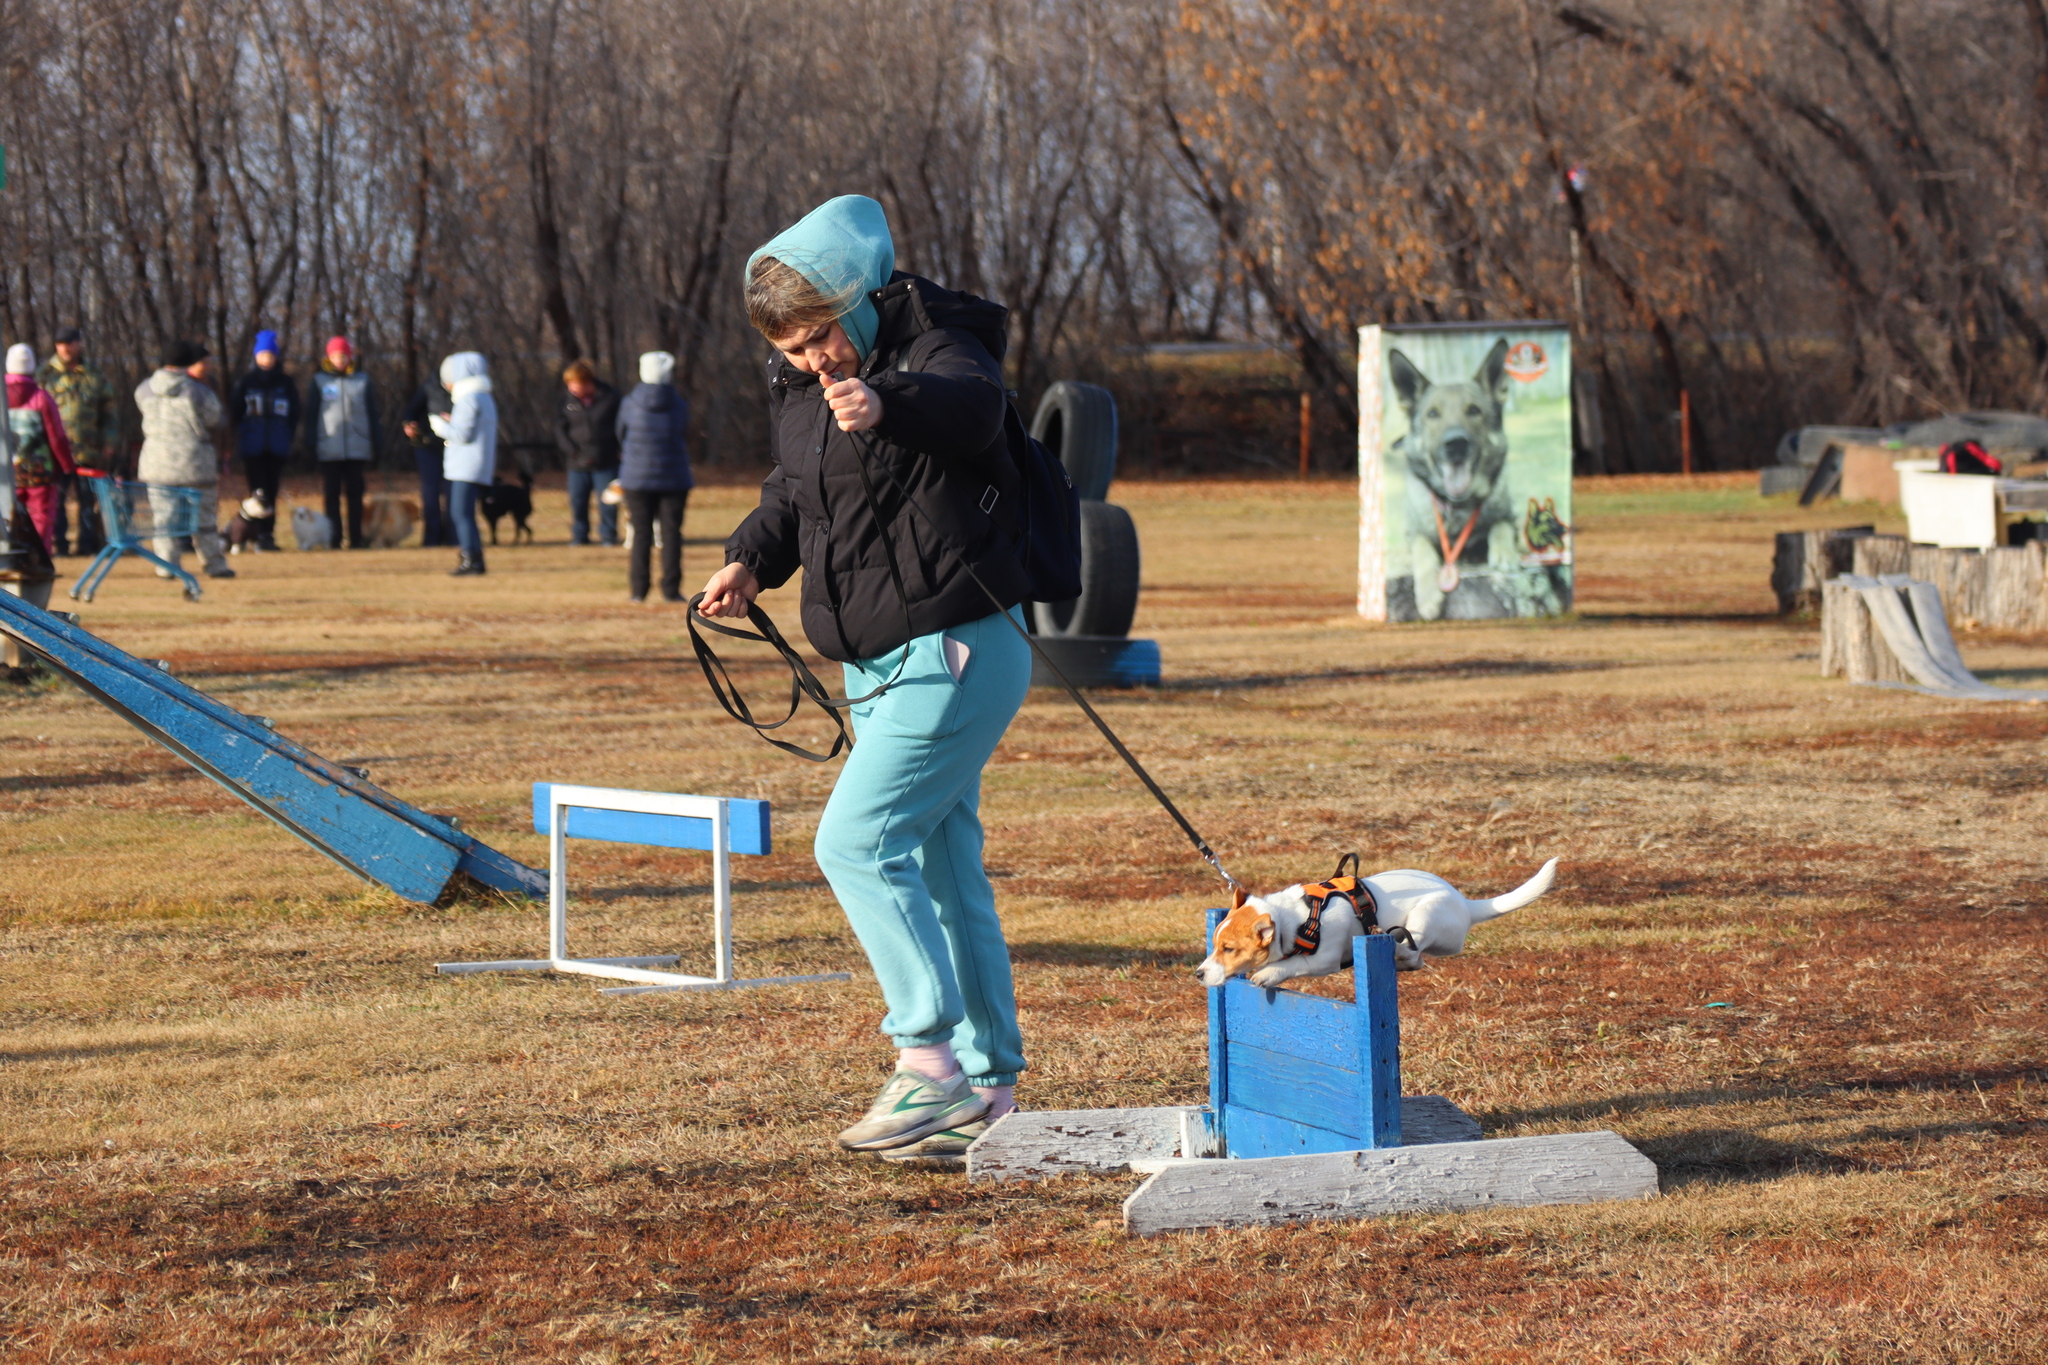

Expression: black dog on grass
xmin=479 ymin=472 xmax=534 ymax=546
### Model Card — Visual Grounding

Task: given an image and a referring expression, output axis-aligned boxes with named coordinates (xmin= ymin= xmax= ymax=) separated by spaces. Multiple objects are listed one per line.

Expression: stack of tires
xmin=1025 ymin=382 xmax=1160 ymax=688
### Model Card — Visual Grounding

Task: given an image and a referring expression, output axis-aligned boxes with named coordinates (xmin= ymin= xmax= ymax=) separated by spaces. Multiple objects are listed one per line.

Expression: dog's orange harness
xmin=1289 ymin=853 xmax=1384 ymax=956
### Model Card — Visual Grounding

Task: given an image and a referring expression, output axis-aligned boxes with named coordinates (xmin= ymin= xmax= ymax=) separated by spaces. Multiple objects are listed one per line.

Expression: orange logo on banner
xmin=1504 ymin=341 xmax=1548 ymax=383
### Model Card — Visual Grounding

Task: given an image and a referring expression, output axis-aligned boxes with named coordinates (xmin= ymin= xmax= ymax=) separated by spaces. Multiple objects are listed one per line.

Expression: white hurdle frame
xmin=435 ymin=784 xmax=850 ymax=995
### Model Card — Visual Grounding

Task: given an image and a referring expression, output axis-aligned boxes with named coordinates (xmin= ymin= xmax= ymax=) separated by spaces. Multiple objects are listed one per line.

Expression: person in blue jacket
xmin=614 ymin=350 xmax=694 ymax=603
xmin=226 ymin=330 xmax=298 ymax=551
xmin=430 ymin=352 xmax=497 ymax=576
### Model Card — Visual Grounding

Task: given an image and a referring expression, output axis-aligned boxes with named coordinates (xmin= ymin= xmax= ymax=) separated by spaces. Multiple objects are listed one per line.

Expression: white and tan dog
xmin=1196 ymin=858 xmax=1559 ymax=988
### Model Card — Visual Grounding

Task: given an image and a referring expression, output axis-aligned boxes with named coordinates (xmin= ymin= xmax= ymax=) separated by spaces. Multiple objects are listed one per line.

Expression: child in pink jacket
xmin=6 ymin=344 xmax=77 ymax=554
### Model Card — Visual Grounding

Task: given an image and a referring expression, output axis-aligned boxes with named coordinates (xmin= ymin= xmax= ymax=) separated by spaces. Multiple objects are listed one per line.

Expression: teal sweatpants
xmin=815 ymin=607 xmax=1031 ymax=1087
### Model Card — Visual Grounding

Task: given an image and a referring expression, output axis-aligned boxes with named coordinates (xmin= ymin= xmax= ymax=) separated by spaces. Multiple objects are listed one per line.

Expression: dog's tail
xmin=1472 ymin=858 xmax=1559 ymax=921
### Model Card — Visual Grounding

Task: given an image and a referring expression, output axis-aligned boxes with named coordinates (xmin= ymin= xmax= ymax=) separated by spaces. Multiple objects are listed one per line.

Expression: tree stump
xmin=1772 ymin=526 xmax=1874 ymax=614
xmin=1821 ymin=578 xmax=1914 ymax=685
xmin=1851 ymin=534 xmax=1910 ymax=577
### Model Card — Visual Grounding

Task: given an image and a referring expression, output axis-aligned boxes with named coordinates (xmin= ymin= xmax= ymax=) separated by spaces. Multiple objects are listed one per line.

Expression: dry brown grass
xmin=2 ymin=476 xmax=2045 ymax=1362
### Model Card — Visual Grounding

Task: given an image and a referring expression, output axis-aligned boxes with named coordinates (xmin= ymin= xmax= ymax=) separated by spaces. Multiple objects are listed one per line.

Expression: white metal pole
xmin=712 ymin=799 xmax=733 ymax=983
xmin=550 ymin=795 xmax=569 ymax=964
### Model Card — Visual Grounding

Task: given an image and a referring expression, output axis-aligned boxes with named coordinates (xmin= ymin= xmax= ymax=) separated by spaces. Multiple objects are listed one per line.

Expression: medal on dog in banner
xmin=1438 ymin=561 xmax=1460 ymax=594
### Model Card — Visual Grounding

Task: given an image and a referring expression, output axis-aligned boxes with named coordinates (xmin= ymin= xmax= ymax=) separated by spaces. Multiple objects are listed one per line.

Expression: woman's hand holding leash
xmin=697 ymin=562 xmax=761 ymax=618
xmin=823 ymin=373 xmax=882 ymax=432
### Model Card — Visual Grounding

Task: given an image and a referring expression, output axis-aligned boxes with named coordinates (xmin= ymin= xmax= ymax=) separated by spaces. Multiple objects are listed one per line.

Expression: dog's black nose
xmin=1441 ymin=433 xmax=1470 ymax=462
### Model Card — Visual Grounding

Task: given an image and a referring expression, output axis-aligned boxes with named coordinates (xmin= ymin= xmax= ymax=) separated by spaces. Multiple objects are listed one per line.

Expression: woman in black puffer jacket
xmin=697 ymin=195 xmax=1033 ymax=1159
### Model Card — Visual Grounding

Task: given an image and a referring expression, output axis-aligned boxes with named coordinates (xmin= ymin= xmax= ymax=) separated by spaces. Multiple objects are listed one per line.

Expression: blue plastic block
xmin=532 ymin=784 xmax=772 ymax=856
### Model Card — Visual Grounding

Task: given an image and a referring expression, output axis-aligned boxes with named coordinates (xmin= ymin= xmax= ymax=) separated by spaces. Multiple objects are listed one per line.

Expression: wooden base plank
xmin=966 ymin=1096 xmax=1485 ymax=1183
xmin=1121 ymin=1130 xmax=1658 ymax=1236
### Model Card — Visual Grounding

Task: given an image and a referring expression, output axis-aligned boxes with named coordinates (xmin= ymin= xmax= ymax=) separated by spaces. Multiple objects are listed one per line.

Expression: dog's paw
xmin=1249 ymin=966 xmax=1287 ymax=988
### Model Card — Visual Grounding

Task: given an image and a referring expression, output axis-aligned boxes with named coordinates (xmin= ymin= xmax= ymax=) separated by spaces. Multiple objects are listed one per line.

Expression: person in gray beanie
xmin=613 ymin=350 xmax=694 ymax=603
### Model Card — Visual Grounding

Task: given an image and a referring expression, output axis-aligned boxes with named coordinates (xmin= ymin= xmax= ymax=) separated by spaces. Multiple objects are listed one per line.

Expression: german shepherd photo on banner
xmin=1360 ymin=323 xmax=1574 ymax=622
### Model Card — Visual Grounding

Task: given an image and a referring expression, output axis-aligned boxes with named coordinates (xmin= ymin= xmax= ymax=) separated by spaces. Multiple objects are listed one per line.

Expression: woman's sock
xmin=973 ymin=1085 xmax=1015 ymax=1122
xmin=897 ymin=1043 xmax=959 ymax=1083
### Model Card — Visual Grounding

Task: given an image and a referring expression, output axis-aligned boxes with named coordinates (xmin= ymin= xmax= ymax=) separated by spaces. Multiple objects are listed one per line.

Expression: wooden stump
xmin=1851 ymin=534 xmax=1911 ymax=577
xmin=1821 ymin=578 xmax=1913 ymax=685
xmin=1772 ymin=526 xmax=1875 ymax=614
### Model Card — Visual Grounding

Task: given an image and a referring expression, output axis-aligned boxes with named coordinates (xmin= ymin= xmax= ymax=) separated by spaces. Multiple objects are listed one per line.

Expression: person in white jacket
xmin=430 ymin=351 xmax=497 ymax=576
xmin=134 ymin=340 xmax=233 ymax=580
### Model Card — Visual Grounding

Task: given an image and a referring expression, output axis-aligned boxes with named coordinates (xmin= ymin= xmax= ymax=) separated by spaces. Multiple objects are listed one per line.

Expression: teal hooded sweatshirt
xmin=745 ymin=195 xmax=896 ymax=359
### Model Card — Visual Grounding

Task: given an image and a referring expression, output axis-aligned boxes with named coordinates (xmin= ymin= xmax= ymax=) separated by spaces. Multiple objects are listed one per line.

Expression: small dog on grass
xmin=223 ymin=493 xmax=272 ymax=554
xmin=364 ymin=493 xmax=421 ymax=549
xmin=479 ymin=473 xmax=534 ymax=546
xmin=1196 ymin=856 xmax=1559 ymax=988
xmin=291 ymin=506 xmax=335 ymax=551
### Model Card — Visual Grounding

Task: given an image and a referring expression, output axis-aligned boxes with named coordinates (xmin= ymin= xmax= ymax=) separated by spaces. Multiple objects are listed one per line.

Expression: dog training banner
xmin=1356 ymin=322 xmax=1573 ymax=622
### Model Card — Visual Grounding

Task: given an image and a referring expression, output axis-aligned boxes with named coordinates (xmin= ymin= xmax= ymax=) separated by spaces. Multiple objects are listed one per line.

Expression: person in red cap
xmin=302 ymin=334 xmax=380 ymax=548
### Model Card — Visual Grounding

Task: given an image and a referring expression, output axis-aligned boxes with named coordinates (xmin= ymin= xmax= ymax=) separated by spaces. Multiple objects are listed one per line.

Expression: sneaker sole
xmin=837 ymin=1098 xmax=989 ymax=1153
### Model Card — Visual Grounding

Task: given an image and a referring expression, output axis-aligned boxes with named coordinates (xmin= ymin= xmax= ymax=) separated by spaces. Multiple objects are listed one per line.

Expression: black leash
xmin=688 ymin=405 xmax=1242 ymax=894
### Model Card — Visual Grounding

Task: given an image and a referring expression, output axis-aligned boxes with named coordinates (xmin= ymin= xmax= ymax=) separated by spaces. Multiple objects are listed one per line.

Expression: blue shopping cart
xmin=70 ymin=475 xmax=208 ymax=602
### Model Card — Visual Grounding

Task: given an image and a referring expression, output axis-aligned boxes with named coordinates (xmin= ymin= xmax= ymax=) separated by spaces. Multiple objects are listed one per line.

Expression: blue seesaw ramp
xmin=0 ymin=591 xmax=546 ymax=904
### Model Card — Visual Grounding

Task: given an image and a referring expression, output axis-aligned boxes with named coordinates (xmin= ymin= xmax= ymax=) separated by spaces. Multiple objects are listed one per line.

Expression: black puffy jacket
xmin=724 ymin=272 xmax=1028 ymax=664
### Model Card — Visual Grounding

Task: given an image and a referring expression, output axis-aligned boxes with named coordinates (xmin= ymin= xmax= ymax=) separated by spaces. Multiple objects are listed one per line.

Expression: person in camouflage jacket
xmin=37 ymin=327 xmax=119 ymax=555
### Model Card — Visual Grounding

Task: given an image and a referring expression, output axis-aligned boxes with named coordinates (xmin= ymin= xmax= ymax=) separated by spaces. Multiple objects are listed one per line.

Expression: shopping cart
xmin=70 ymin=474 xmax=208 ymax=602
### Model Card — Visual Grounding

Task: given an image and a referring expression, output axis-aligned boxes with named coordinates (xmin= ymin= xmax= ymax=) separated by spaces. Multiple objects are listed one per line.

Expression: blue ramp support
xmin=0 ymin=591 xmax=545 ymax=904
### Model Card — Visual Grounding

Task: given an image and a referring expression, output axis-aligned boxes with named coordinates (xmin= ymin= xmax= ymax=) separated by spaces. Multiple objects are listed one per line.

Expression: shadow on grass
xmin=1008 ymin=941 xmax=1203 ymax=970
xmin=1156 ymin=658 xmax=1624 ymax=693
xmin=1484 ymin=1063 xmax=2048 ymax=1188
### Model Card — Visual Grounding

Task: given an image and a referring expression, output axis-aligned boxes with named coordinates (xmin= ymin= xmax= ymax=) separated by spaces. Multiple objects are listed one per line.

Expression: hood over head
xmin=439 ymin=351 xmax=490 ymax=392
xmin=745 ymin=195 xmax=895 ymax=359
xmin=6 ymin=344 xmax=36 ymax=375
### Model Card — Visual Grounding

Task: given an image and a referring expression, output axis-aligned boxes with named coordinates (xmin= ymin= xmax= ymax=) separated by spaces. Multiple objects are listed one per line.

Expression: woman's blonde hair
xmin=561 ymin=358 xmax=597 ymax=385
xmin=745 ymin=256 xmax=851 ymax=343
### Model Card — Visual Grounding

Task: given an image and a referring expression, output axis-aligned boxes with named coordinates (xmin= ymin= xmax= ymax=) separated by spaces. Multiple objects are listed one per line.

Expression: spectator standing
xmin=37 ymin=326 xmax=117 ymax=555
xmin=135 ymin=341 xmax=233 ymax=580
xmin=226 ymin=330 xmax=298 ymax=551
xmin=431 ymin=352 xmax=496 ymax=576
xmin=304 ymin=335 xmax=378 ymax=548
xmin=555 ymin=359 xmax=622 ymax=546
xmin=5 ymin=344 xmax=77 ymax=555
xmin=401 ymin=376 xmax=453 ymax=547
xmin=615 ymin=350 xmax=694 ymax=603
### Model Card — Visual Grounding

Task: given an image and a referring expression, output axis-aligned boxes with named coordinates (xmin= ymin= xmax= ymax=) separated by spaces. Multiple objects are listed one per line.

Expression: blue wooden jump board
xmin=532 ymin=784 xmax=771 ymax=856
xmin=1205 ymin=906 xmax=1401 ymax=1158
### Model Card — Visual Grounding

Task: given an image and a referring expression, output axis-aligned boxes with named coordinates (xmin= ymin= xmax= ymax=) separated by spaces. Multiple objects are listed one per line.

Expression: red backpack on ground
xmin=1939 ymin=439 xmax=2004 ymax=476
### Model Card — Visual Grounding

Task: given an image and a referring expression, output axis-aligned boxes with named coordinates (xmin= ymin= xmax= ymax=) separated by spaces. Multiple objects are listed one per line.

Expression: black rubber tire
xmin=1030 ymin=500 xmax=1140 ymax=638
xmin=1030 ymin=381 xmax=1118 ymax=501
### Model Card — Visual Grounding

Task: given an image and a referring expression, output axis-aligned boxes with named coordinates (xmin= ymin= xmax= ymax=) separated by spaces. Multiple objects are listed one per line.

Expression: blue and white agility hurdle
xmin=967 ymin=910 xmax=1658 ymax=1235
xmin=434 ymin=783 xmax=850 ymax=995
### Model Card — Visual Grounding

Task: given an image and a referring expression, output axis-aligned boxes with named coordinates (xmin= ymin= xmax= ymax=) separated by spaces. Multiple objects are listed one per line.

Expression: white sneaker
xmin=836 ymin=1070 xmax=988 ymax=1152
xmin=876 ymin=1117 xmax=991 ymax=1164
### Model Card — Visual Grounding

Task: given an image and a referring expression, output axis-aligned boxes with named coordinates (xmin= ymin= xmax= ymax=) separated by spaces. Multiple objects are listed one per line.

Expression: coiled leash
xmin=684 ymin=420 xmax=1244 ymax=895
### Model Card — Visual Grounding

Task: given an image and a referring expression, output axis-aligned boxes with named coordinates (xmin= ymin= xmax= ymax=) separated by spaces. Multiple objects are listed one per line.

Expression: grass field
xmin=3 ymin=474 xmax=2045 ymax=1363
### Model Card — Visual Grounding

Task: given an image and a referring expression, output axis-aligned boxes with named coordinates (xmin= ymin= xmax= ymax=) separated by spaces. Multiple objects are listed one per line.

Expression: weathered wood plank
xmin=1225 ymin=1043 xmax=1360 ymax=1138
xmin=966 ymin=1108 xmax=1194 ymax=1182
xmin=1121 ymin=1130 xmax=1659 ymax=1236
xmin=968 ymin=1096 xmax=1486 ymax=1181
xmin=1354 ymin=934 xmax=1401 ymax=1147
xmin=1851 ymin=534 xmax=1910 ymax=578
xmin=1218 ymin=976 xmax=1356 ymax=1066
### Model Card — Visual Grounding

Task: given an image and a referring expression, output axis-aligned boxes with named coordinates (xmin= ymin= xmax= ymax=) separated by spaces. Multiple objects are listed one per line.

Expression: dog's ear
xmin=1232 ymin=885 xmax=1249 ymax=910
xmin=1387 ymin=348 xmax=1426 ymax=417
xmin=1255 ymin=916 xmax=1275 ymax=946
xmin=1477 ymin=338 xmax=1511 ymax=412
